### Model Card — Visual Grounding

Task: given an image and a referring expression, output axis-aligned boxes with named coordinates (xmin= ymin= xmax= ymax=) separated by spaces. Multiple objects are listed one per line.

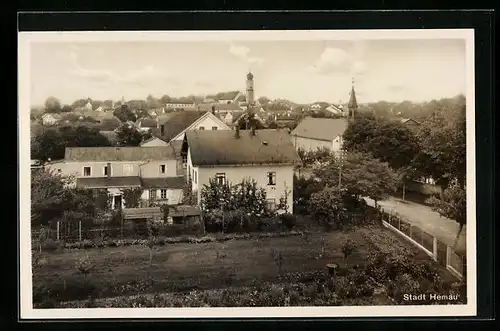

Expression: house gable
xmin=169 ymin=111 xmax=232 ymax=141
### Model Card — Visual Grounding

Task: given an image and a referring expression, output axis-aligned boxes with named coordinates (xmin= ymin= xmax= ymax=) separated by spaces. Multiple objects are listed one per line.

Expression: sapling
xmin=341 ymin=239 xmax=357 ymax=267
xmin=76 ymin=255 xmax=94 ymax=286
xmin=271 ymin=249 xmax=284 ymax=275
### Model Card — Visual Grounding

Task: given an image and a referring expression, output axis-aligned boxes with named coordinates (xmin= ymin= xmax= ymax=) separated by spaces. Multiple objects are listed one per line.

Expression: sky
xmin=29 ymin=39 xmax=466 ymax=106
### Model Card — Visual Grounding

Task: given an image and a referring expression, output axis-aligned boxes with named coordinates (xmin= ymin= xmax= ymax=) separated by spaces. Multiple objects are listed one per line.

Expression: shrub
xmin=280 ymin=213 xmax=296 ymax=230
xmin=41 ymin=238 xmax=58 ymax=252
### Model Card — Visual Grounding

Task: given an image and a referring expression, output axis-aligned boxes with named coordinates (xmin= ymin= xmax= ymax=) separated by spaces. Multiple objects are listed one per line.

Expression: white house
xmin=159 ymin=111 xmax=232 ymax=143
xmin=290 ymin=117 xmax=348 ymax=155
xmin=325 ymin=104 xmax=345 ymax=115
xmin=44 ymin=146 xmax=184 ymax=209
xmin=181 ymin=129 xmax=301 ymax=213
xmin=41 ymin=113 xmax=62 ymax=125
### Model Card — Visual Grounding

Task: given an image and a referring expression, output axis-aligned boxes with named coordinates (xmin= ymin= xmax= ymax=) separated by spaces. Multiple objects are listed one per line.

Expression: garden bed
xmin=33 ymin=225 xmax=466 ymax=308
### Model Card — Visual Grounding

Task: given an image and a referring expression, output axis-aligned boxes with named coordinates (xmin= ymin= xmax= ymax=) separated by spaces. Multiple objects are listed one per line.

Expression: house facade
xmin=290 ymin=117 xmax=348 ymax=155
xmin=182 ymin=129 xmax=300 ymax=213
xmin=45 ymin=146 xmax=184 ymax=209
xmin=41 ymin=113 xmax=61 ymax=125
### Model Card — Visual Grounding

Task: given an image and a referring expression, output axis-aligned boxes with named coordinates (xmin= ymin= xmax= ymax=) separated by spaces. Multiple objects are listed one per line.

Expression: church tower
xmin=246 ymin=71 xmax=255 ymax=106
xmin=347 ymin=78 xmax=358 ymax=119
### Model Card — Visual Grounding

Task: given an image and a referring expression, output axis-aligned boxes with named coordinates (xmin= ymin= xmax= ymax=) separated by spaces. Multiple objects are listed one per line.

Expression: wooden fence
xmin=380 ymin=208 xmax=466 ymax=280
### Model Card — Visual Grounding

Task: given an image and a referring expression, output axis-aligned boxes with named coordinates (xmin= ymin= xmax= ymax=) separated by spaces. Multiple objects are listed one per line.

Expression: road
xmin=364 ymin=196 xmax=466 ymax=254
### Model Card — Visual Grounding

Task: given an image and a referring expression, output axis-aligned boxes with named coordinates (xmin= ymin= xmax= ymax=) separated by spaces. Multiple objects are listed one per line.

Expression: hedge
xmin=40 ymin=230 xmax=308 ymax=251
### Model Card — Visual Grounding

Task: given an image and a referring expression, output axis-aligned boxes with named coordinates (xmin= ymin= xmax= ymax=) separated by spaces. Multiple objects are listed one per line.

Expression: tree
xmin=426 ymin=184 xmax=466 ymax=248
xmin=146 ymin=94 xmax=160 ymax=109
xmin=31 ymin=168 xmax=67 ymax=227
xmin=60 ymin=105 xmax=72 ymax=113
xmin=44 ymin=97 xmax=61 ymax=113
xmin=31 ymin=125 xmax=112 ymax=162
xmin=113 ymin=104 xmax=136 ymax=122
xmin=341 ymin=239 xmax=357 ymax=266
xmin=415 ymin=100 xmax=466 ymax=191
xmin=308 ymin=187 xmax=347 ymax=230
xmin=258 ymin=96 xmax=270 ymax=105
xmin=160 ymin=94 xmax=171 ymax=104
xmin=115 ymin=124 xmax=146 ymax=147
xmin=121 ymin=187 xmax=143 ymax=208
xmin=71 ymin=99 xmax=88 ymax=109
xmin=313 ymin=152 xmax=399 ymax=206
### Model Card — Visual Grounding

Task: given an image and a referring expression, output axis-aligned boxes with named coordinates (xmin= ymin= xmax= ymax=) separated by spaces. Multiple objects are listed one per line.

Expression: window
xmin=199 ymin=126 xmax=205 ymax=130
xmin=123 ymin=164 xmax=133 ymax=176
xmin=215 ymin=173 xmax=226 ymax=185
xmin=83 ymin=166 xmax=91 ymax=177
xmin=212 ymin=126 xmax=218 ymax=130
xmin=194 ymin=170 xmax=197 ymax=184
xmin=57 ymin=169 xmax=62 ymax=173
xmin=159 ymin=164 xmax=166 ymax=174
xmin=103 ymin=165 xmax=111 ymax=176
xmin=267 ymin=172 xmax=276 ymax=185
xmin=160 ymin=189 xmax=167 ymax=199
xmin=267 ymin=198 xmax=276 ymax=211
xmin=149 ymin=189 xmax=157 ymax=200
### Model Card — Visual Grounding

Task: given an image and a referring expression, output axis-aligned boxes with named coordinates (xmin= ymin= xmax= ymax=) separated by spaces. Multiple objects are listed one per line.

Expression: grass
xmin=33 ymin=225 xmax=463 ymax=307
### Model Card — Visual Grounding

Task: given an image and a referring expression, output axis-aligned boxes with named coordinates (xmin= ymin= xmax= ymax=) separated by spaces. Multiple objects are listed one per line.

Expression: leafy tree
xmin=121 ymin=187 xmax=144 ymax=208
xmin=341 ymin=239 xmax=357 ymax=266
xmin=31 ymin=168 xmax=67 ymax=227
xmin=71 ymin=99 xmax=88 ymax=109
xmin=146 ymin=94 xmax=161 ymax=109
xmin=31 ymin=125 xmax=111 ymax=162
xmin=60 ymin=105 xmax=72 ymax=113
xmin=258 ymin=96 xmax=270 ymax=105
xmin=115 ymin=124 xmax=147 ymax=147
xmin=293 ymin=174 xmax=323 ymax=214
xmin=44 ymin=97 xmax=62 ymax=113
xmin=426 ymin=185 xmax=466 ymax=248
xmin=113 ymin=104 xmax=136 ymax=122
xmin=415 ymin=101 xmax=466 ymax=191
xmin=308 ymin=187 xmax=347 ymax=230
xmin=313 ymin=152 xmax=399 ymax=206
xmin=160 ymin=94 xmax=171 ymax=104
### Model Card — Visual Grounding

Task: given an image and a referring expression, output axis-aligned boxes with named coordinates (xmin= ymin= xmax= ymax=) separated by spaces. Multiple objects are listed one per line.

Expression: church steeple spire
xmin=348 ymin=77 xmax=358 ymax=119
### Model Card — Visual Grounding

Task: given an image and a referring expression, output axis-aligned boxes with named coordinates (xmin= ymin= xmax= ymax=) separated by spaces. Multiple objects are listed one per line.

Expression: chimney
xmin=106 ymin=162 xmax=111 ymax=179
xmin=211 ymin=106 xmax=216 ymax=115
xmin=234 ymin=124 xmax=240 ymax=139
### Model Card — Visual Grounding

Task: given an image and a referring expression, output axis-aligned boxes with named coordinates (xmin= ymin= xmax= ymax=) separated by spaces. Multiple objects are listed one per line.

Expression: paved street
xmin=364 ymin=196 xmax=466 ymax=253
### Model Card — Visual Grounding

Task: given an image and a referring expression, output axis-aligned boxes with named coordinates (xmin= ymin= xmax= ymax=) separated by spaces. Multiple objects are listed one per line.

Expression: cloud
xmin=310 ymin=46 xmax=368 ymax=77
xmin=66 ymin=50 xmax=171 ymax=87
xmin=229 ymin=44 xmax=264 ymax=66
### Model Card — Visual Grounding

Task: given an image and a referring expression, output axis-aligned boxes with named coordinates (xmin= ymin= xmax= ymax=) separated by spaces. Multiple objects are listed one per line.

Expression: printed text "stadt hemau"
xmin=403 ymin=293 xmax=459 ymax=301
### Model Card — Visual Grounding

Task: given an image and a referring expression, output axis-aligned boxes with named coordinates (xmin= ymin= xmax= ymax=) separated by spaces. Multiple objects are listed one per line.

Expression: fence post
xmin=446 ymin=245 xmax=451 ymax=267
xmin=56 ymin=221 xmax=60 ymax=241
xmin=409 ymin=225 xmax=412 ymax=238
xmin=432 ymin=236 xmax=438 ymax=261
xmin=79 ymin=220 xmax=82 ymax=241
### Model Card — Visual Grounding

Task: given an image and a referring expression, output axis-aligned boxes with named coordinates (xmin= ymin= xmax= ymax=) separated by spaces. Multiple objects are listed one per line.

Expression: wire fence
xmin=380 ymin=208 xmax=466 ymax=280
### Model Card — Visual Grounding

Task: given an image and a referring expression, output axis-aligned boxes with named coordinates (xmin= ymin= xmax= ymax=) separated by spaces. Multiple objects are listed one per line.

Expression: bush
xmin=41 ymin=238 xmax=58 ymax=252
xmin=280 ymin=213 xmax=296 ymax=230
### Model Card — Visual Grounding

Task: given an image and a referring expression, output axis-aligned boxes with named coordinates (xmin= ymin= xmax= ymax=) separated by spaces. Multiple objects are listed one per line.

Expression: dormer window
xmin=199 ymin=126 xmax=205 ymax=130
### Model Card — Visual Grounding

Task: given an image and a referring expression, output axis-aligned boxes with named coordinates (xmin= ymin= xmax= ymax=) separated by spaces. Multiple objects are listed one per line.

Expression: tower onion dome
xmin=247 ymin=71 xmax=253 ymax=80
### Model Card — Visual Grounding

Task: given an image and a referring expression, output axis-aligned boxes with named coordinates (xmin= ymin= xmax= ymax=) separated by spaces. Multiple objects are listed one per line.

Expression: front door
xmin=114 ymin=195 xmax=122 ymax=210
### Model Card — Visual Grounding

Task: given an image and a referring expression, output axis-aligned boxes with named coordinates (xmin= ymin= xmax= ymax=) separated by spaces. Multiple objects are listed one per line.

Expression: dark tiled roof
xmin=198 ymin=103 xmax=242 ymax=112
xmin=137 ymin=117 xmax=157 ymax=128
xmin=168 ymin=140 xmax=184 ymax=157
xmin=166 ymin=98 xmax=195 ymax=104
xmin=65 ymin=146 xmax=176 ymax=161
xmin=186 ymin=129 xmax=300 ymax=166
xmin=218 ymin=91 xmax=240 ymax=100
xmin=158 ymin=111 xmax=207 ymax=141
xmin=76 ymin=176 xmax=142 ymax=189
xmin=291 ymin=117 xmax=348 ymax=141
xmin=140 ymin=176 xmax=185 ymax=189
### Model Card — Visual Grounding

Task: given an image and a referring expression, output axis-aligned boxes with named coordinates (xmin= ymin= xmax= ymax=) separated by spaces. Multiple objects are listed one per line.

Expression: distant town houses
xmin=290 ymin=117 xmax=348 ymax=155
xmin=44 ymin=146 xmax=184 ymax=210
xmin=181 ymin=128 xmax=301 ymax=213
